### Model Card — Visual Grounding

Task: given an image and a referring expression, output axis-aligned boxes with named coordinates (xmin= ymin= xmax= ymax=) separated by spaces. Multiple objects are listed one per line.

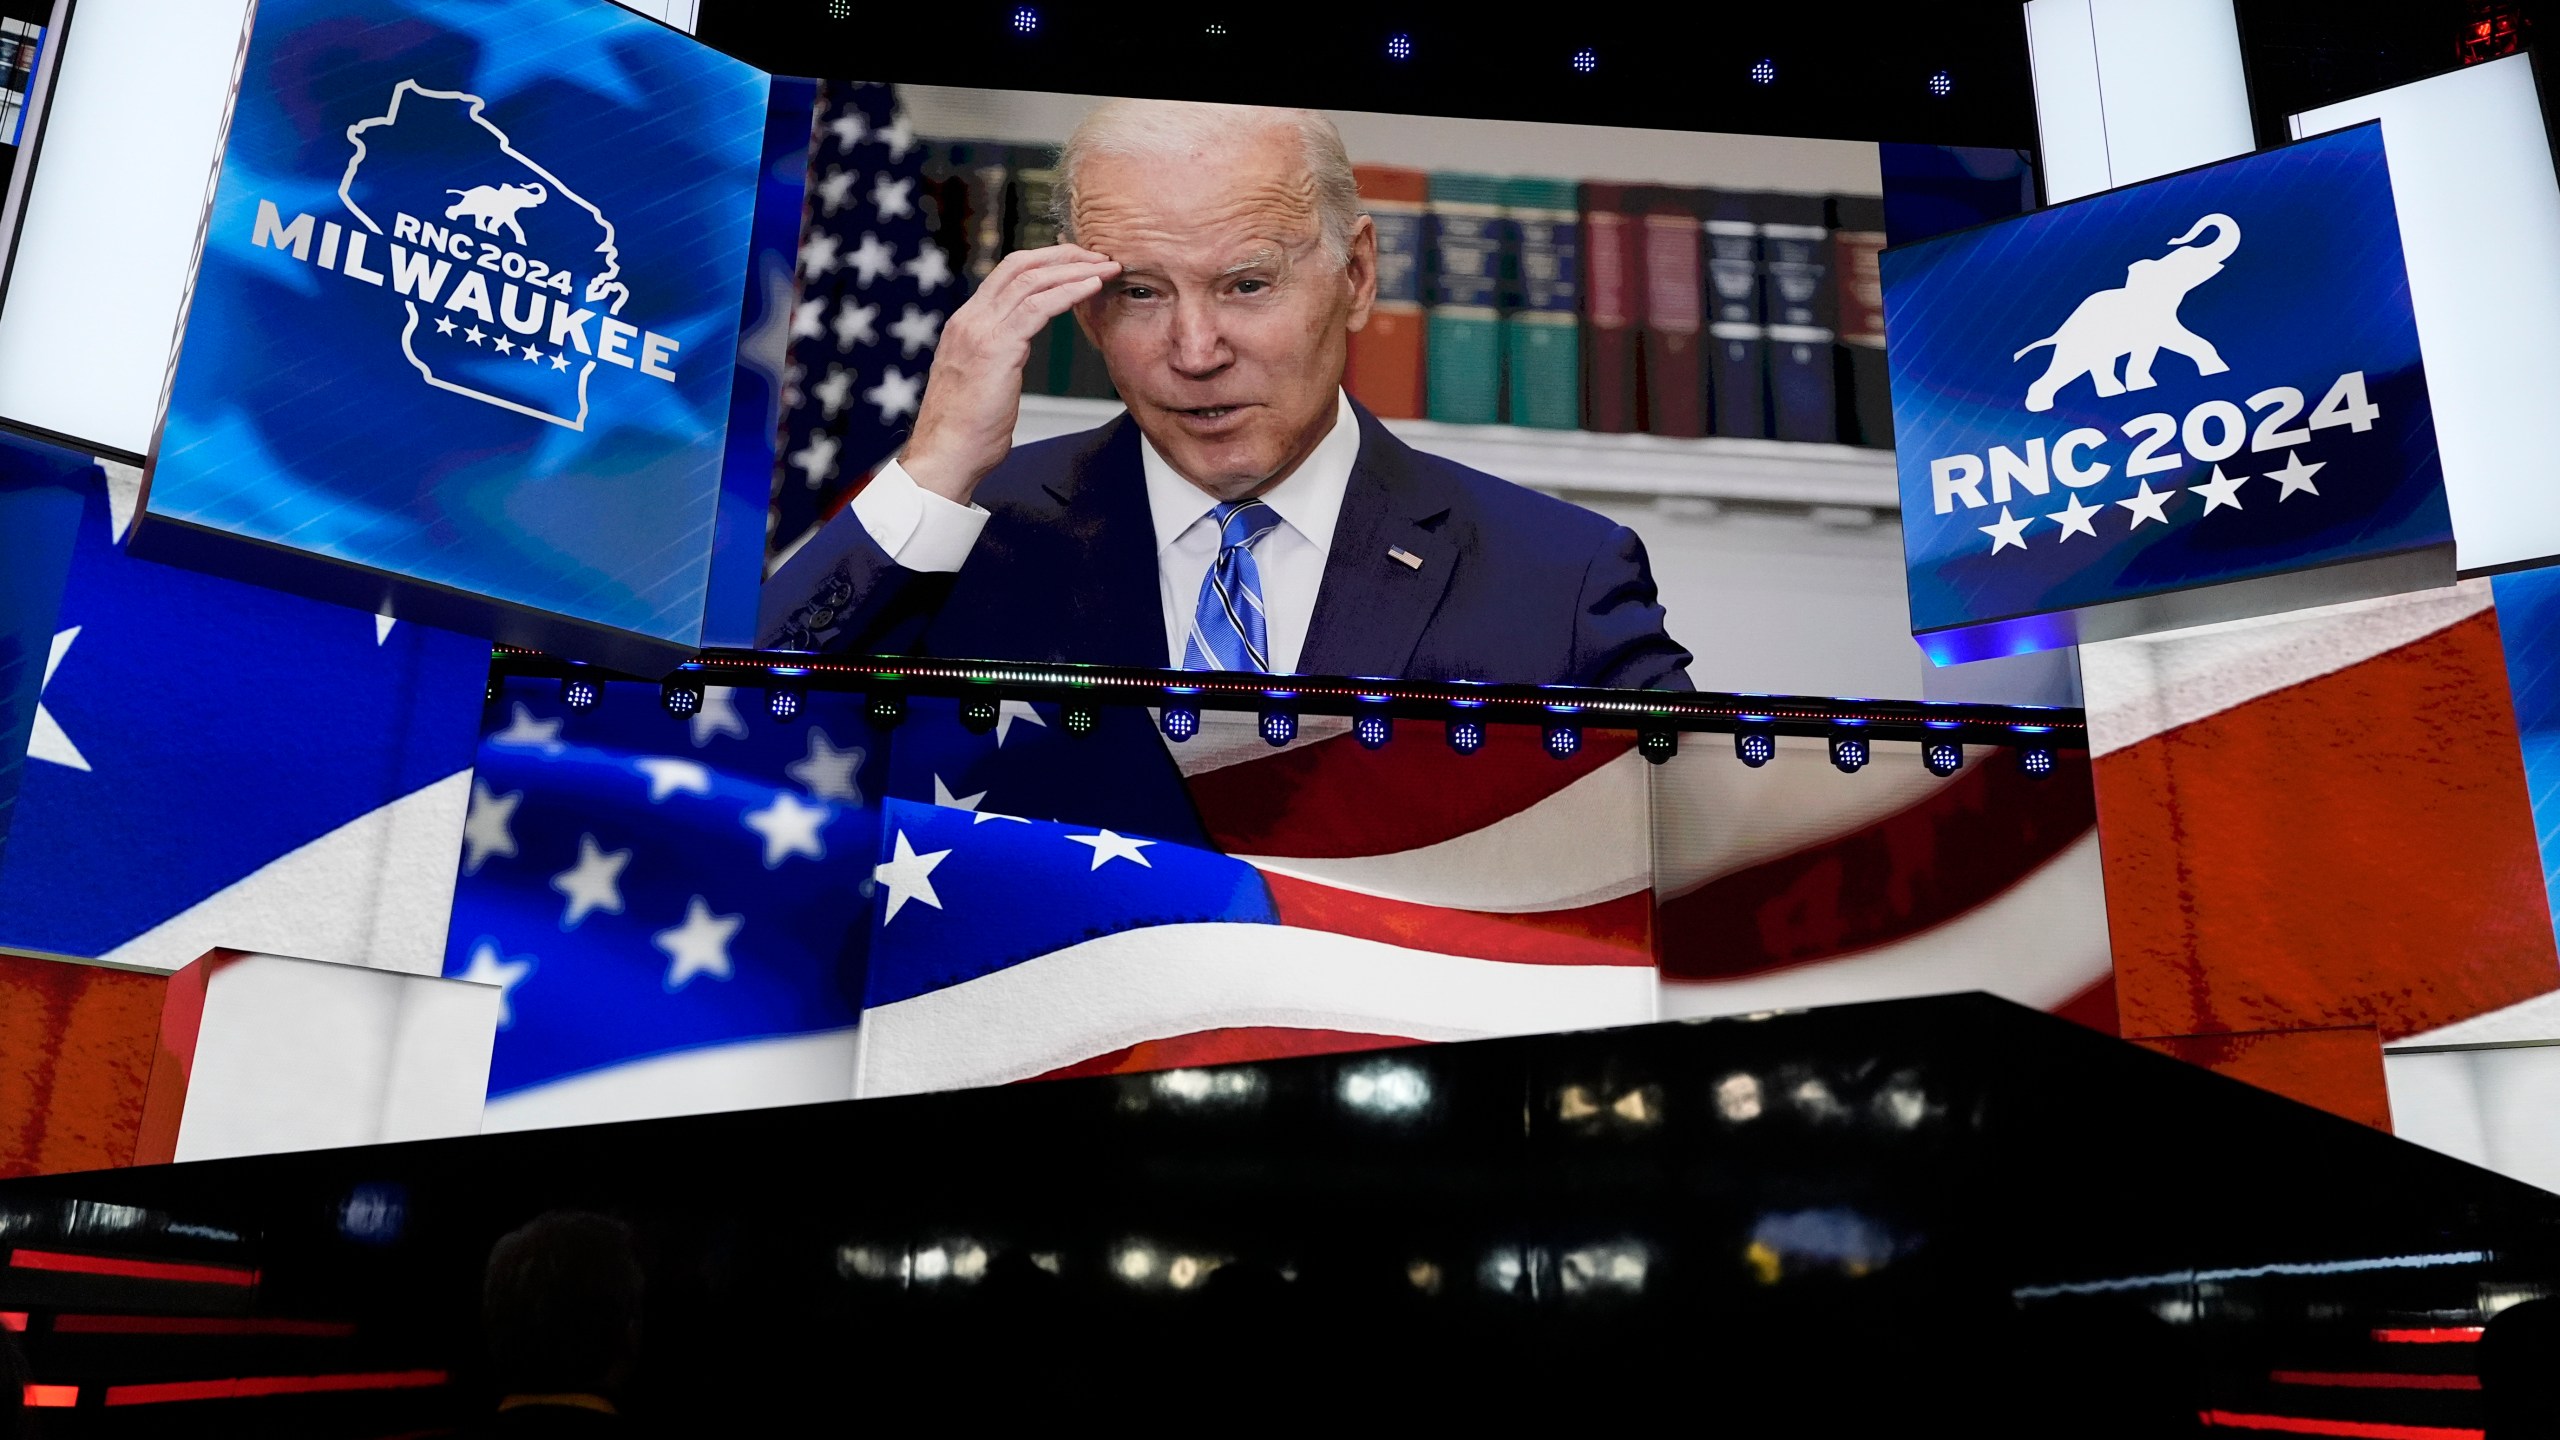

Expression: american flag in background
xmin=769 ymin=82 xmax=960 ymax=565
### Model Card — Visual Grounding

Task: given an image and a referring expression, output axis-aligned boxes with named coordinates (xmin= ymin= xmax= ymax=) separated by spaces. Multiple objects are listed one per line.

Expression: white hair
xmin=1053 ymin=99 xmax=1362 ymax=265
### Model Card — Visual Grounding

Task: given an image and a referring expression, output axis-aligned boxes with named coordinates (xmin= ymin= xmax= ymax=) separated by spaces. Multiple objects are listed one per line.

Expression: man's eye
xmin=1233 ymin=279 xmax=1268 ymax=295
xmin=1120 ymin=284 xmax=1157 ymax=300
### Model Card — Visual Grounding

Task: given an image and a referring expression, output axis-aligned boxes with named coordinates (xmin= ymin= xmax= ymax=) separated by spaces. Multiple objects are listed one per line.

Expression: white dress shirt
xmin=849 ymin=391 xmax=1361 ymax=674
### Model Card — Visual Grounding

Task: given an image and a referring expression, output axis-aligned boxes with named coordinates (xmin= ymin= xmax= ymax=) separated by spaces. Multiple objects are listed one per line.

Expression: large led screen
xmin=757 ymin=83 xmax=1937 ymax=696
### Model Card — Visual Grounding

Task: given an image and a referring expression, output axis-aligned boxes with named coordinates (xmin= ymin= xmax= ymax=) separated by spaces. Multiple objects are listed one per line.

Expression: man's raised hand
xmin=898 ymin=245 xmax=1119 ymax=505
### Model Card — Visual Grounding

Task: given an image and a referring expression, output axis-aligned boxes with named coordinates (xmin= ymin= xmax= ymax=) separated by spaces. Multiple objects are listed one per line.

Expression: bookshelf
xmin=1013 ymin=395 xmax=1900 ymax=511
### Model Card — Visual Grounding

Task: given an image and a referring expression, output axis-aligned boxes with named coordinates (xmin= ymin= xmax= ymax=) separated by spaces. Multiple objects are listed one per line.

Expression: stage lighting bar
xmin=1829 ymin=729 xmax=1870 ymax=774
xmin=486 ymin=649 xmax=2090 ymax=758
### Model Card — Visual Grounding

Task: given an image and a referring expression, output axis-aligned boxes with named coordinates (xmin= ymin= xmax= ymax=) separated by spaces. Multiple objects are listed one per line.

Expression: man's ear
xmin=1342 ymin=213 xmax=1378 ymax=334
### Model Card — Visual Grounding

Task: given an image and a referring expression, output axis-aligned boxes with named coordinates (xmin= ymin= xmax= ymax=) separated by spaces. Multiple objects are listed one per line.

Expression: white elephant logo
xmin=443 ymin=181 xmax=547 ymax=245
xmin=2013 ymin=213 xmax=2239 ymax=413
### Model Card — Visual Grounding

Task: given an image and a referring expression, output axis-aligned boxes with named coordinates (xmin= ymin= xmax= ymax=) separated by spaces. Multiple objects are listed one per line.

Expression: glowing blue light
xmin=1009 ymin=5 xmax=1039 ymax=35
xmin=1571 ymin=47 xmax=1597 ymax=74
xmin=1928 ymin=70 xmax=1953 ymax=98
xmin=562 ymin=676 xmax=599 ymax=711
xmin=2019 ymin=746 xmax=2056 ymax=778
xmin=1161 ymin=706 xmax=1200 ymax=743
xmin=662 ymin=681 xmax=702 ymax=718
xmin=1447 ymin=719 xmax=1486 ymax=754
xmin=1386 ymin=31 xmax=1412 ymax=60
xmin=1750 ymin=57 xmax=1776 ymax=84
xmin=1923 ymin=742 xmax=1963 ymax=777
xmin=1259 ymin=710 xmax=1297 ymax=746
xmin=1735 ymin=731 xmax=1776 ymax=768
xmin=1543 ymin=724 xmax=1581 ymax=759
xmin=1355 ymin=714 xmax=1393 ymax=750
xmin=1829 ymin=733 xmax=1870 ymax=773
xmin=766 ymin=687 xmax=803 ymax=722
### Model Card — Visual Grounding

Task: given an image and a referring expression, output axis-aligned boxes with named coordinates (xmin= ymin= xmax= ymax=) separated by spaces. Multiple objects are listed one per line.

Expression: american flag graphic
xmin=769 ymin=81 xmax=958 ymax=565
xmin=854 ymin=705 xmax=1661 ymax=1096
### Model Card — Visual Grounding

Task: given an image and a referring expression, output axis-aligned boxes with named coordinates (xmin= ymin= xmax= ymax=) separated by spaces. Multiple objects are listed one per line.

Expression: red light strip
xmin=2370 ymin=1326 xmax=2484 ymax=1344
xmin=51 ymin=1313 xmax=357 ymax=1337
xmin=23 ymin=1383 xmax=78 ymax=1408
xmin=103 ymin=1369 xmax=447 ymax=1407
xmin=2270 ymin=1371 xmax=2480 ymax=1391
xmin=2200 ymin=1411 xmax=2482 ymax=1439
xmin=0 ymin=1311 xmax=24 ymax=1331
xmin=7 ymin=1249 xmax=258 ymax=1287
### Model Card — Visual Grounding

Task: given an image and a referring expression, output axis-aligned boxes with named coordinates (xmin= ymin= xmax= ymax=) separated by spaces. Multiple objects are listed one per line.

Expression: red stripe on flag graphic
xmin=1189 ymin=725 xmax=1632 ymax=858
xmin=1262 ymin=872 xmax=1653 ymax=967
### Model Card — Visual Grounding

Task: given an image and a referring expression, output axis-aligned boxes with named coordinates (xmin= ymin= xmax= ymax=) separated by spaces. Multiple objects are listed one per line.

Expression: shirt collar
xmin=1141 ymin=390 xmax=1360 ymax=555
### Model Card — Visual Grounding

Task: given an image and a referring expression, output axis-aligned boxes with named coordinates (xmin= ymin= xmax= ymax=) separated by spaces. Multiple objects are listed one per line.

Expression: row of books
xmin=921 ymin=142 xmax=1892 ymax=449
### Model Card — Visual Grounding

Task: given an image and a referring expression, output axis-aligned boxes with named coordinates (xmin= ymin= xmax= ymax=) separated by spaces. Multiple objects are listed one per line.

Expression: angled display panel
xmin=1884 ymin=124 xmax=2454 ymax=662
xmin=130 ymin=0 xmax=783 ymax=673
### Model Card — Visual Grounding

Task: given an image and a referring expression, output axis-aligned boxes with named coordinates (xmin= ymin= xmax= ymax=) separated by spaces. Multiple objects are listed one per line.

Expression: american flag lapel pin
xmin=1387 ymin=546 xmax=1424 ymax=570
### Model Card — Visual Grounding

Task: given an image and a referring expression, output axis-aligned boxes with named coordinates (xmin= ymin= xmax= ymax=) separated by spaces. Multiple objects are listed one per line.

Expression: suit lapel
xmin=1039 ymin=415 xmax=1166 ymax=667
xmin=1298 ymin=407 xmax=1458 ymax=678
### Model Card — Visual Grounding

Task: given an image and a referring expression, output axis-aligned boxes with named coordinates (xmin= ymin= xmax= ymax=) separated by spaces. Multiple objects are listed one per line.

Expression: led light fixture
xmin=1259 ymin=710 xmax=1298 ymax=747
xmin=1828 ymin=731 xmax=1870 ymax=774
xmin=866 ymin=693 xmax=905 ymax=730
xmin=661 ymin=678 xmax=703 ymax=719
xmin=1923 ymin=740 xmax=1964 ymax=777
xmin=1734 ymin=729 xmax=1775 ymax=768
xmin=1929 ymin=69 xmax=1953 ymax=98
xmin=1571 ymin=47 xmax=1597 ymax=74
xmin=562 ymin=674 xmax=600 ymax=711
xmin=959 ymin=696 xmax=1000 ymax=735
xmin=1386 ymin=32 xmax=1412 ymax=60
xmin=1447 ymin=718 xmax=1485 ymax=755
xmin=2019 ymin=746 xmax=2056 ymax=778
xmin=766 ymin=686 xmax=804 ymax=723
xmin=1543 ymin=723 xmax=1582 ymax=759
xmin=1161 ymin=705 xmax=1200 ymax=743
xmin=1354 ymin=713 xmax=1393 ymax=750
xmin=1063 ymin=704 xmax=1099 ymax=737
xmin=1750 ymin=57 xmax=1776 ymax=85
xmin=1638 ymin=727 xmax=1678 ymax=765
xmin=1009 ymin=5 xmax=1039 ymax=36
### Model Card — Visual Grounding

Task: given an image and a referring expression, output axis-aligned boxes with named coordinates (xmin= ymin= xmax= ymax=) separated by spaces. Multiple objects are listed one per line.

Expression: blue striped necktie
xmin=1182 ymin=499 xmax=1282 ymax=673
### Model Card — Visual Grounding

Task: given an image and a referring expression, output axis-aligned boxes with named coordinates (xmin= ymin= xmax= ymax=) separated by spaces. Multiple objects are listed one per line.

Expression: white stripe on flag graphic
xmin=857 ymin=922 xmax=1660 ymax=1097
xmin=481 ymin=1025 xmax=864 ymax=1132
xmin=1235 ymin=751 xmax=1652 ymax=912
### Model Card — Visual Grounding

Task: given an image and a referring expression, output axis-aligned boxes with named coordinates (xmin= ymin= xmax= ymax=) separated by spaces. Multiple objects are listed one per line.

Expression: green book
xmin=1502 ymin=176 xmax=1581 ymax=430
xmin=1425 ymin=172 xmax=1506 ymax=425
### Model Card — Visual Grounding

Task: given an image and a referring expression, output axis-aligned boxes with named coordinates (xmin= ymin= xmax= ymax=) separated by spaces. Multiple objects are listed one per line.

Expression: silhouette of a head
xmin=482 ymin=1210 xmax=643 ymax=1398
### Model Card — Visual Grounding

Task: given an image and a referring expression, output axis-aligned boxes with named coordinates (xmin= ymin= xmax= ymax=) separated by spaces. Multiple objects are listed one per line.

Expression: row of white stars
xmin=431 ymin=314 xmax=573 ymax=368
xmin=457 ymin=883 xmax=744 ymax=1024
xmin=823 ymin=106 xmax=917 ymax=163
xmin=871 ymin=820 xmax=1158 ymax=926
xmin=1977 ymin=450 xmax=2326 ymax=555
xmin=800 ymin=228 xmax=952 ymax=295
xmin=791 ymin=295 xmax=945 ymax=359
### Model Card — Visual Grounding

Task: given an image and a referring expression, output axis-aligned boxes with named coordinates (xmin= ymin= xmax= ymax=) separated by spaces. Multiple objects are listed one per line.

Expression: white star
xmin=520 ymin=343 xmax=544 ymax=364
xmin=551 ymin=352 xmax=570 ymax=371
xmin=816 ymin=168 xmax=857 ymax=214
xmin=864 ymin=366 xmax=923 ymax=424
xmin=2192 ymin=464 xmax=2250 ymax=514
xmin=634 ymin=756 xmax=711 ymax=802
xmin=826 ymin=108 xmax=869 ymax=151
xmin=888 ymin=304 xmax=944 ymax=358
xmin=846 ymin=233 xmax=898 ymax=287
xmin=1978 ymin=505 xmax=2032 ymax=554
xmin=548 ymin=832 xmax=631 ymax=929
xmin=932 ymin=774 xmax=987 ymax=812
xmin=743 ymin=791 xmax=831 ymax=868
xmin=869 ymin=173 xmax=916 ymax=221
xmin=799 ymin=230 xmax=841 ymax=279
xmin=810 ymin=366 xmax=855 ymax=419
xmin=456 ymin=940 xmax=534 ymax=1027
xmin=1066 ymin=828 xmax=1156 ymax=871
xmin=791 ymin=296 xmax=828 ymax=341
xmin=434 ymin=315 xmax=456 ymax=336
xmin=902 ymin=242 xmax=953 ymax=294
xmin=690 ymin=685 xmax=748 ymax=747
xmin=27 ymin=627 xmax=88 ymax=771
xmin=872 ymin=830 xmax=951 ymax=924
xmin=2268 ymin=449 xmax=2325 ymax=500
xmin=786 ymin=728 xmax=865 ymax=801
xmin=2117 ymin=479 xmax=2179 ymax=528
xmin=878 ymin=112 xmax=916 ymax=160
xmin=490 ymin=702 xmax=566 ymax=755
xmin=2047 ymin=492 xmax=2102 ymax=541
xmin=461 ymin=778 xmax=522 ymax=875
xmin=464 ymin=325 xmax=486 ymax=345
xmin=832 ymin=300 xmax=879 ymax=350
xmin=492 ymin=335 xmax=515 ymax=355
xmin=654 ymin=895 xmax=742 ymax=989
xmin=788 ymin=431 xmax=841 ymax=489
xmin=993 ymin=699 xmax=1047 ymax=746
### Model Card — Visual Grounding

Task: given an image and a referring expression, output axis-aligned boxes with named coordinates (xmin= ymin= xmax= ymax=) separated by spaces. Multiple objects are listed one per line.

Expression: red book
xmin=1346 ymin=165 xmax=1429 ymax=419
xmin=1579 ymin=182 xmax=1644 ymax=433
xmin=1638 ymin=187 xmax=1708 ymax=438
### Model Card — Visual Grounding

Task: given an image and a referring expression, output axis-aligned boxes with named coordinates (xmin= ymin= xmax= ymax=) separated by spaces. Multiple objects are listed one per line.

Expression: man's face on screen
xmin=1072 ymin=127 xmax=1375 ymax=501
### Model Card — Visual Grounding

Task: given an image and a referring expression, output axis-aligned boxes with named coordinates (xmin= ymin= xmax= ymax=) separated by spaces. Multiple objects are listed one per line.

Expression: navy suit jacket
xmin=759 ymin=402 xmax=1693 ymax=690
